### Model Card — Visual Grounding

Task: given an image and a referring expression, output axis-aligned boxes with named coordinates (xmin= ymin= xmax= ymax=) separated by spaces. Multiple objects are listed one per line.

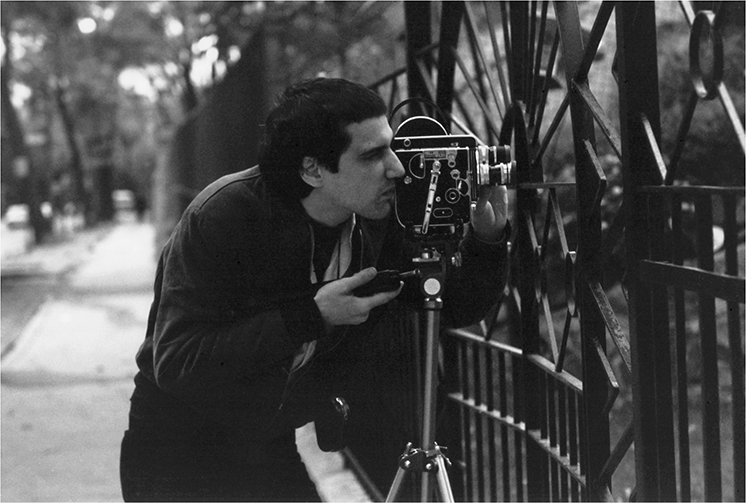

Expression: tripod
xmin=385 ymin=247 xmax=455 ymax=503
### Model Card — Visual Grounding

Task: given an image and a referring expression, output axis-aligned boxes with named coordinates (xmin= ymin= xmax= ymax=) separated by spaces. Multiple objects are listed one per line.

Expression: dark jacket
xmin=131 ymin=166 xmax=508 ymax=445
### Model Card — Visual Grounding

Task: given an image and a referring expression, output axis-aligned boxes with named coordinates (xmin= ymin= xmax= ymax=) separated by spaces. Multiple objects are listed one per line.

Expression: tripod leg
xmin=434 ymin=455 xmax=454 ymax=502
xmin=385 ymin=466 xmax=408 ymax=502
xmin=421 ymin=472 xmax=432 ymax=502
xmin=420 ymin=303 xmax=441 ymax=502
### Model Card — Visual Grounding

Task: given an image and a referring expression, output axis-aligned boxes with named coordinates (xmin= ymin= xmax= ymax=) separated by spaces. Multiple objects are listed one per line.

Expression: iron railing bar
xmin=387 ymin=78 xmax=401 ymax=118
xmin=528 ymin=1 xmax=550 ymax=125
xmin=679 ymin=0 xmax=697 ymax=25
xmin=518 ymin=1 xmax=533 ymax=103
xmin=532 ymin=29 xmax=561 ymax=148
xmin=525 ymin=430 xmax=587 ymax=485
xmin=671 ymin=194 xmax=693 ymax=502
xmin=451 ymin=45 xmax=503 ymax=138
xmin=446 ymin=327 xmax=524 ymax=356
xmin=367 ymin=42 xmax=439 ymax=89
xmin=498 ymin=351 xmax=508 ymax=418
xmin=576 ymin=1 xmax=615 ymax=82
xmin=639 ymin=260 xmax=745 ymax=303
xmin=599 ymin=200 xmax=626 ymax=271
xmin=569 ymin=392 xmax=579 ymax=466
xmin=695 ymin=195 xmax=723 ymax=502
xmin=485 ymin=351 xmax=496 ymax=502
xmin=500 ymin=1 xmax=512 ymax=63
xmin=497 ymin=352 xmax=511 ymax=500
xmin=518 ymin=181 xmax=575 ymax=190
xmin=539 ymin=371 xmax=548 ymax=446
xmin=483 ymin=1 xmax=512 ymax=111
xmin=639 ymin=184 xmax=746 ymax=196
xmin=368 ymin=67 xmax=407 ymax=91
xmin=448 ymin=112 xmax=481 ymax=139
xmin=559 ymin=385 xmax=569 ymax=458
xmin=447 ymin=393 xmax=525 ymax=432
xmin=587 ymin=279 xmax=633 ymax=373
xmin=537 ymin=194 xmax=559 ymax=375
xmin=596 ymin=421 xmax=634 ymax=489
xmin=542 ymin=290 xmax=560 ymax=363
xmin=583 ymin=139 xmax=608 ymax=211
xmin=463 ymin=1 xmax=505 ymax=122
xmin=474 ymin=345 xmax=486 ymax=502
xmin=665 ymin=89 xmax=698 ymax=184
xmin=549 ymin=382 xmax=561 ymax=499
xmin=527 ymin=353 xmax=584 ymax=393
xmin=558 ymin=387 xmax=570 ymax=500
xmin=549 ymin=189 xmax=571 ymax=254
xmin=456 ymin=341 xmax=471 ymax=500
xmin=723 ymin=194 xmax=746 ymax=501
xmin=534 ymin=92 xmax=570 ymax=163
xmin=570 ymin=393 xmax=581 ymax=499
xmin=500 ymin=422 xmax=511 ymax=501
xmin=513 ymin=400 xmax=525 ymax=500
xmin=540 ymin=191 xmax=554 ymax=261
xmin=526 ymin=0 xmax=540 ymax=118
xmin=451 ymin=88 xmax=481 ymax=136
xmin=465 ymin=12 xmax=496 ymax=146
xmin=414 ymin=58 xmax=437 ymax=107
xmin=525 ymin=208 xmax=540 ymax=256
xmin=716 ymin=81 xmax=746 ymax=154
xmin=641 ymin=113 xmax=667 ymax=184
xmin=573 ymin=80 xmax=623 ymax=159
xmin=555 ymin=309 xmax=573 ymax=374
xmin=592 ymin=335 xmax=621 ymax=417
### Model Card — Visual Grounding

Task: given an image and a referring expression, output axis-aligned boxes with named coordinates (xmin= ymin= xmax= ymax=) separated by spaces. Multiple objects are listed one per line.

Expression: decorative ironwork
xmin=353 ymin=2 xmax=744 ymax=501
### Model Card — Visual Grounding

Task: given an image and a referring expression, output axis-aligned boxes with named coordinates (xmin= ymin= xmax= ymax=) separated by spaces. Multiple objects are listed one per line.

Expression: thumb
xmin=473 ymin=186 xmax=493 ymax=216
xmin=343 ymin=267 xmax=378 ymax=289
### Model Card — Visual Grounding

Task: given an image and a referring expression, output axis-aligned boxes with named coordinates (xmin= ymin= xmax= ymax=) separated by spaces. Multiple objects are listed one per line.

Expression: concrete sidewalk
xmin=1 ymin=220 xmax=371 ymax=502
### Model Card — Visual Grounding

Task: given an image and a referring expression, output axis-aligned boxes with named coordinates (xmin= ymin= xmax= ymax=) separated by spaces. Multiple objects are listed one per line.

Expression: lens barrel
xmin=475 ymin=145 xmax=515 ymax=187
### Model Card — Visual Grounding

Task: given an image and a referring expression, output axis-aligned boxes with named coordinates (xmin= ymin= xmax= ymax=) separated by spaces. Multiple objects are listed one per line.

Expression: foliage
xmin=2 ymin=1 xmax=405 ymax=228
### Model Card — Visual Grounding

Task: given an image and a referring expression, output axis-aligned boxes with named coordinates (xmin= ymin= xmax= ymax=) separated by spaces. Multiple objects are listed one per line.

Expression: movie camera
xmin=382 ymin=114 xmax=515 ymax=502
xmin=393 ymin=116 xmax=515 ymax=239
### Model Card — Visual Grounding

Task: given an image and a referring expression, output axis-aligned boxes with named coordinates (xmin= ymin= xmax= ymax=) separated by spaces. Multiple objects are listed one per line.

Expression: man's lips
xmin=382 ymin=185 xmax=396 ymax=199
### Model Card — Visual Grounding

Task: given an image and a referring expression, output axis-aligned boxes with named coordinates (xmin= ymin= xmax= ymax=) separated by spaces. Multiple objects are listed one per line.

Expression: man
xmin=120 ymin=78 xmax=509 ymax=501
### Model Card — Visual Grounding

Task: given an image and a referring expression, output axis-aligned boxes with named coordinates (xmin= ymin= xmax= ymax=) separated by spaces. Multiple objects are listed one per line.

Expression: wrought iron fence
xmin=347 ymin=2 xmax=745 ymax=501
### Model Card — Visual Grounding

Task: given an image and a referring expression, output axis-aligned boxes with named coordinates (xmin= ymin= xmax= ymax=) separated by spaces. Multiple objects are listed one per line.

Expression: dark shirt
xmin=310 ymin=219 xmax=346 ymax=281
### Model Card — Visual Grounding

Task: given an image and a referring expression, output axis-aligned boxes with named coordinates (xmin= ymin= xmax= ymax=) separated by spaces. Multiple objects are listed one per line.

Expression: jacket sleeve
xmin=148 ymin=205 xmax=326 ymax=399
xmin=440 ymin=222 xmax=510 ymax=328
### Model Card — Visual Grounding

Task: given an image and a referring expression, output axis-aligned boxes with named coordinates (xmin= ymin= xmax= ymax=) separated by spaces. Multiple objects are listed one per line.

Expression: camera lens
xmin=489 ymin=146 xmax=511 ymax=165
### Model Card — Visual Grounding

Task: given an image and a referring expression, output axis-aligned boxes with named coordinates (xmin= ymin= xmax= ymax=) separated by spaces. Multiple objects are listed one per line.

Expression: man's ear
xmin=300 ymin=156 xmax=324 ymax=188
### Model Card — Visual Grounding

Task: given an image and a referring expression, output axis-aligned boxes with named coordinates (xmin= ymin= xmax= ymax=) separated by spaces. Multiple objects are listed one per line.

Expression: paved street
xmin=1 ymin=218 xmax=370 ymax=502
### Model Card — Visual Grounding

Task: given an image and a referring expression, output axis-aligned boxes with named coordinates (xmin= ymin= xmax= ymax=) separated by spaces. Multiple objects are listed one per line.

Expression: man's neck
xmin=301 ymin=191 xmax=351 ymax=227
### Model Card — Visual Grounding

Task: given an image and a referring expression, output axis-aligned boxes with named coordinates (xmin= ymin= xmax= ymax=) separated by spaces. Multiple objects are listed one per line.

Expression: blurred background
xmin=1 ymin=1 xmax=409 ymax=252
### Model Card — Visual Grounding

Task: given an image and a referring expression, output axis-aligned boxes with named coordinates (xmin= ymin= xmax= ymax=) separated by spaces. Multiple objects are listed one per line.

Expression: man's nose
xmin=386 ymin=150 xmax=405 ymax=179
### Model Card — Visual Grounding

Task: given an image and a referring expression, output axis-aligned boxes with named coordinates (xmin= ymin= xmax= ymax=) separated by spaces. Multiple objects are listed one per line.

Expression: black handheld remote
xmin=352 ymin=270 xmax=405 ymax=297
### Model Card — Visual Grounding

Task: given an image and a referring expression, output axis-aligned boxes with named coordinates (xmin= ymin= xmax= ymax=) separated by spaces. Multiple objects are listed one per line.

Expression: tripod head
xmin=410 ymin=247 xmax=448 ymax=308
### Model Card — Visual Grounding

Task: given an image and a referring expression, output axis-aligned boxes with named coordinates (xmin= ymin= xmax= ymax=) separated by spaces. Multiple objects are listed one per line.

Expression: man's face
xmin=316 ymin=115 xmax=405 ymax=222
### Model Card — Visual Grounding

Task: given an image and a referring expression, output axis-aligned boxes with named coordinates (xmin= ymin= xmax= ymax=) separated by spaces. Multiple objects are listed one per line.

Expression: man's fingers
xmin=359 ymin=282 xmax=403 ymax=307
xmin=342 ymin=267 xmax=378 ymax=289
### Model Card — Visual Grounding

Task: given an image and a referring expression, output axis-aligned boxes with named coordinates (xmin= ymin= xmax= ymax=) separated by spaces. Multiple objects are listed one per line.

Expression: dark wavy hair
xmin=258 ymin=78 xmax=388 ymax=200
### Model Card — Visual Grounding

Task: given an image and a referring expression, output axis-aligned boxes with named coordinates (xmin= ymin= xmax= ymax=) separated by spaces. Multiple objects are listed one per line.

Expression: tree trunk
xmin=1 ymin=18 xmax=46 ymax=242
xmin=53 ymin=79 xmax=89 ymax=223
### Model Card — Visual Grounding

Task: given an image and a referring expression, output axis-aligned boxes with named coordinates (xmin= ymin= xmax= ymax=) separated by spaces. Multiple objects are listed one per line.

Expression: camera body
xmin=393 ymin=117 xmax=514 ymax=237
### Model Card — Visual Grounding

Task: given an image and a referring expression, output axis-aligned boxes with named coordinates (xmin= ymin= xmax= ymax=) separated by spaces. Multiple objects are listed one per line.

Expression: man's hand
xmin=314 ymin=267 xmax=402 ymax=328
xmin=471 ymin=184 xmax=509 ymax=242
